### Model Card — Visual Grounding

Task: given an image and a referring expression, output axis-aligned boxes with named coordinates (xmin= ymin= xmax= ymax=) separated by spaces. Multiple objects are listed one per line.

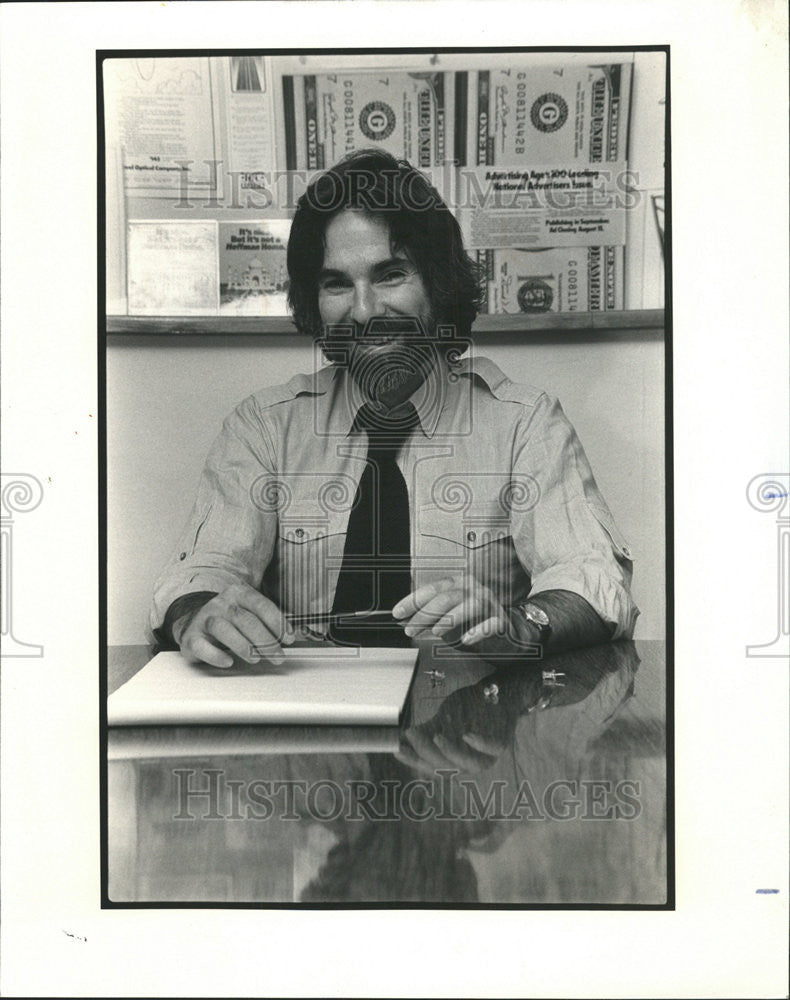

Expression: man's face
xmin=317 ymin=210 xmax=436 ymax=411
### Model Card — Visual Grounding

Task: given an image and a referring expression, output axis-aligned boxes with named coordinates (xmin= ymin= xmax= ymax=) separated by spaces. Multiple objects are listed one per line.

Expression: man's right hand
xmin=173 ymin=583 xmax=295 ymax=668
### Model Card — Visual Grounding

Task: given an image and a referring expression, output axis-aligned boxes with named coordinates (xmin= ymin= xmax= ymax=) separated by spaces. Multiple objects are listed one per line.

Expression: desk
xmin=107 ymin=639 xmax=668 ymax=905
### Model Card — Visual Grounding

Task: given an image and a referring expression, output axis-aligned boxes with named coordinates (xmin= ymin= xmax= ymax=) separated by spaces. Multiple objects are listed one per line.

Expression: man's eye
xmin=377 ymin=269 xmax=408 ymax=285
xmin=320 ymin=278 xmax=350 ymax=293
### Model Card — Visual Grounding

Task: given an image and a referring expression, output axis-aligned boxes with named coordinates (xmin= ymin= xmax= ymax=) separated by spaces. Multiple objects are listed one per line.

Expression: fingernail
xmin=404 ymin=625 xmax=417 ymax=637
xmin=460 ymin=631 xmax=474 ymax=645
xmin=431 ymin=625 xmax=444 ymax=636
xmin=392 ymin=604 xmax=405 ymax=619
xmin=282 ymin=632 xmax=295 ymax=645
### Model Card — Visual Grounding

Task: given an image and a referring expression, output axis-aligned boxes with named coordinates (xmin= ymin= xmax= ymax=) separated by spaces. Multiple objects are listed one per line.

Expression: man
xmin=151 ymin=149 xmax=638 ymax=668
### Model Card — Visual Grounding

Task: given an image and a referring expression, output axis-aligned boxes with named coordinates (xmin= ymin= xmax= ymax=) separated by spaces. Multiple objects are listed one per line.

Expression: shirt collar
xmin=304 ymin=355 xmax=510 ymax=440
xmin=314 ymin=363 xmax=448 ymax=440
xmin=452 ymin=354 xmax=510 ymax=392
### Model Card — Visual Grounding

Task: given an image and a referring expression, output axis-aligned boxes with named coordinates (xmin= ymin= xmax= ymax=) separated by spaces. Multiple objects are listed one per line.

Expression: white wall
xmin=107 ymin=330 xmax=665 ymax=644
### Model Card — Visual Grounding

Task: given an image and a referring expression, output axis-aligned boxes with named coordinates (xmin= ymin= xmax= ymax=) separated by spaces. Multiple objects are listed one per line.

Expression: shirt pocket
xmin=274 ymin=502 xmax=349 ymax=612
xmin=272 ymin=471 xmax=358 ymax=550
xmin=418 ymin=501 xmax=511 ymax=550
xmin=277 ymin=506 xmax=348 ymax=546
xmin=416 ymin=501 xmax=530 ymax=603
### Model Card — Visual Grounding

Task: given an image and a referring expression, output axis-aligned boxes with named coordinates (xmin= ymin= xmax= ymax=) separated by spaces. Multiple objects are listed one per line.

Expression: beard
xmin=344 ymin=315 xmax=438 ymax=412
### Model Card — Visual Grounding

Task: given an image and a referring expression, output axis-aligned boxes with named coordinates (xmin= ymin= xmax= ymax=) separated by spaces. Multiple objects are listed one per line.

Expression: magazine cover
xmin=126 ymin=220 xmax=219 ymax=315
xmin=218 ymin=220 xmax=290 ymax=316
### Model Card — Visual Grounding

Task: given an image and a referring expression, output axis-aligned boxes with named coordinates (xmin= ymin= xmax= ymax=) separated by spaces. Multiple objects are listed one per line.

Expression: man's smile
xmin=355 ymin=332 xmax=412 ymax=352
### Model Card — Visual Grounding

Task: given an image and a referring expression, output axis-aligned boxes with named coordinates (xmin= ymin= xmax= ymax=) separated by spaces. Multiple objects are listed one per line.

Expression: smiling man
xmin=319 ymin=210 xmax=434 ymax=408
xmin=151 ymin=149 xmax=638 ymax=667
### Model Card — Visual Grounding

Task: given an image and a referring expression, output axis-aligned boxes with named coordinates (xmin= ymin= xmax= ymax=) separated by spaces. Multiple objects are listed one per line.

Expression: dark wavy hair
xmin=286 ymin=149 xmax=481 ymax=348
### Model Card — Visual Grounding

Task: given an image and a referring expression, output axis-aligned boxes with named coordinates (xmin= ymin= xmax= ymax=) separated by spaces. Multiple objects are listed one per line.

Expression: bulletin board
xmin=102 ymin=49 xmax=667 ymax=334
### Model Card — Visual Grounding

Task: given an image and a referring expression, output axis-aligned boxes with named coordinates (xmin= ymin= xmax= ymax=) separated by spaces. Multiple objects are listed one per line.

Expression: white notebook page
xmin=107 ymin=646 xmax=418 ymax=727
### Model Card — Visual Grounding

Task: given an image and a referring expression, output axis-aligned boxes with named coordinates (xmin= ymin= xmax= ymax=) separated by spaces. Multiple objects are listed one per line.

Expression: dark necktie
xmin=330 ymin=402 xmax=418 ymax=647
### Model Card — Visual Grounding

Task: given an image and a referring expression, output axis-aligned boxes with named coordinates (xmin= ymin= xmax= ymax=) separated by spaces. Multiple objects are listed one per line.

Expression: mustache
xmin=323 ymin=316 xmax=432 ymax=342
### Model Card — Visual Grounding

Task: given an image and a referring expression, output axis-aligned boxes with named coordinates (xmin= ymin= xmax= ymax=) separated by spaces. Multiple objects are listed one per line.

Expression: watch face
xmin=525 ymin=604 xmax=550 ymax=628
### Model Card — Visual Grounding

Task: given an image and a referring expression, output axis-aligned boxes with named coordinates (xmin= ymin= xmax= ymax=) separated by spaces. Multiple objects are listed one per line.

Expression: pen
xmin=286 ymin=609 xmax=399 ymax=626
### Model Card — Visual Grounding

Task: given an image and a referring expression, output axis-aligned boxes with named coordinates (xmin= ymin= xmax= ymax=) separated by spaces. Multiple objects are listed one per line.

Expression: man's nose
xmin=350 ymin=283 xmax=385 ymax=326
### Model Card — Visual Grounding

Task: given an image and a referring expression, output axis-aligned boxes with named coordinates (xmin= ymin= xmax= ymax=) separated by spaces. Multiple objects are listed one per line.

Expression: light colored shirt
xmin=151 ymin=356 xmax=638 ymax=639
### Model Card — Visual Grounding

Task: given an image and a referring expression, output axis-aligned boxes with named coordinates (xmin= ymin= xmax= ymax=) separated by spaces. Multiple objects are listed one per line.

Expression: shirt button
xmin=295 ymin=528 xmax=305 ymax=538
xmin=467 ymin=530 xmax=477 ymax=542
xmin=179 ymin=552 xmax=186 ymax=560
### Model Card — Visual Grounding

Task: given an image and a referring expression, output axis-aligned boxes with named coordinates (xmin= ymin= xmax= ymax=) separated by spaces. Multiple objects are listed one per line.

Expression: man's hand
xmin=173 ymin=583 xmax=295 ymax=668
xmin=392 ymin=575 xmax=511 ymax=646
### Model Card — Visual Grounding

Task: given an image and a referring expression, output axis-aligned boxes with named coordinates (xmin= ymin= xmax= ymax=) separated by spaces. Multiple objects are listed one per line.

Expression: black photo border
xmin=97 ymin=44 xmax=673 ymax=911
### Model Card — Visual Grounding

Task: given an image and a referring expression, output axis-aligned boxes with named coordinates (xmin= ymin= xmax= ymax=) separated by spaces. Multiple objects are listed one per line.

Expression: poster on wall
xmin=221 ymin=55 xmax=279 ymax=199
xmin=127 ymin=221 xmax=219 ymax=315
xmin=479 ymin=245 xmax=624 ymax=314
xmin=457 ymin=62 xmax=632 ymax=166
xmin=103 ymin=56 xmax=223 ymax=198
xmin=461 ymin=188 xmax=626 ymax=251
xmin=105 ymin=145 xmax=127 ymax=315
xmin=280 ymin=68 xmax=454 ymax=197
xmin=454 ymin=61 xmax=632 ymax=309
xmin=625 ymin=187 xmax=665 ymax=309
xmin=455 ymin=61 xmax=631 ymax=300
xmin=218 ymin=219 xmax=291 ymax=316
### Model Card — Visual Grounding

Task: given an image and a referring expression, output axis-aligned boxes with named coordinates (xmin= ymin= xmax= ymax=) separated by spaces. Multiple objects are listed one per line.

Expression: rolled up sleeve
xmin=510 ymin=393 xmax=639 ymax=639
xmin=149 ymin=396 xmax=278 ymax=632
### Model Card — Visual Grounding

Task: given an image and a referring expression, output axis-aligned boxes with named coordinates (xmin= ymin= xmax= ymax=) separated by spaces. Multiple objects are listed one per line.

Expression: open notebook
xmin=107 ymin=646 xmax=419 ymax=727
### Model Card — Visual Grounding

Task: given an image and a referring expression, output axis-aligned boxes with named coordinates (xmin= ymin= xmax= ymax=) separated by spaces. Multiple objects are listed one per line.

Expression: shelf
xmin=105 ymin=309 xmax=664 ymax=337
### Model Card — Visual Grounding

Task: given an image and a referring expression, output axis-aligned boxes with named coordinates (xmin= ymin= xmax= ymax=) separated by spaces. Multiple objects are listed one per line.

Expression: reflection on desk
xmin=107 ymin=639 xmax=668 ymax=906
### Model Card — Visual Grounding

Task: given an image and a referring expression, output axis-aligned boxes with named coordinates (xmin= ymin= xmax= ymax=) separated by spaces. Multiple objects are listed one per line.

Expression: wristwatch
xmin=518 ymin=602 xmax=552 ymax=642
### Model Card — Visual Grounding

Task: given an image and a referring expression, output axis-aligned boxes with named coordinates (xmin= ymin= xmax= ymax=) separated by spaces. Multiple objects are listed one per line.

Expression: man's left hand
xmin=392 ymin=575 xmax=511 ymax=646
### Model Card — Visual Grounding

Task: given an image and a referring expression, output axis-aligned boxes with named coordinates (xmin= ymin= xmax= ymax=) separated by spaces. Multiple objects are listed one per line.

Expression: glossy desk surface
xmin=107 ymin=639 xmax=668 ymax=906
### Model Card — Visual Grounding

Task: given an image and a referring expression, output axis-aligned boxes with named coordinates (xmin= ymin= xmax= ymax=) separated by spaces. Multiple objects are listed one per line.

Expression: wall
xmin=107 ymin=329 xmax=665 ymax=644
